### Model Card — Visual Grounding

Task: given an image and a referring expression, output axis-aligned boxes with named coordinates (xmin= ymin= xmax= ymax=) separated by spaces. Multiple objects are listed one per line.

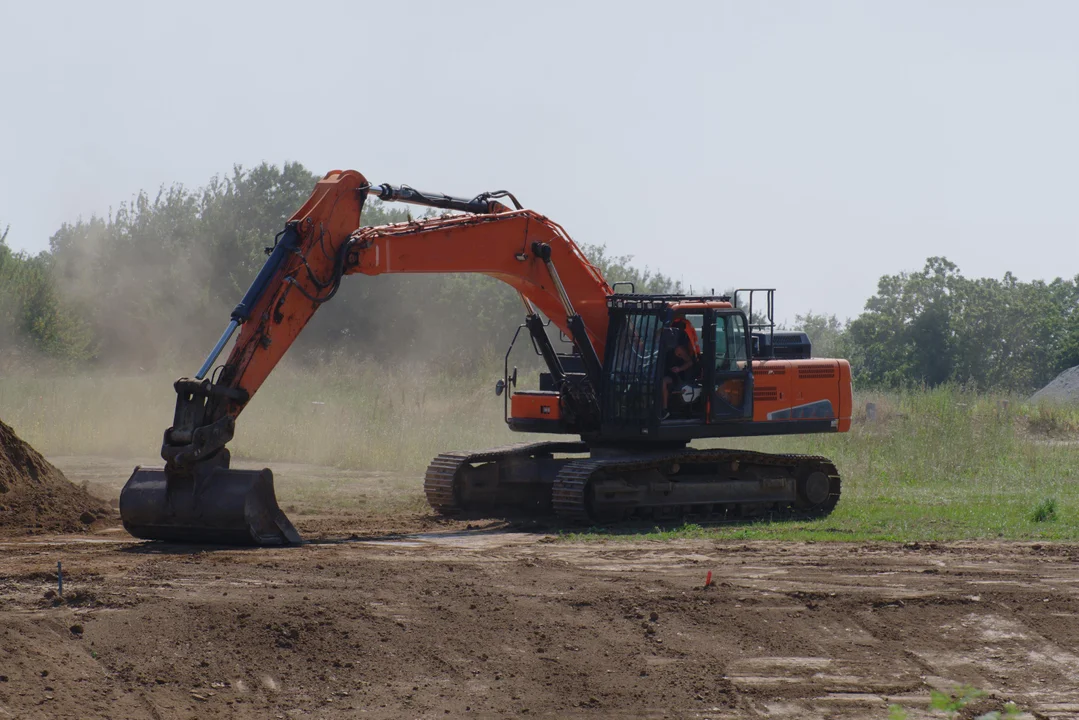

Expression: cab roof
xmin=607 ymin=294 xmax=734 ymax=312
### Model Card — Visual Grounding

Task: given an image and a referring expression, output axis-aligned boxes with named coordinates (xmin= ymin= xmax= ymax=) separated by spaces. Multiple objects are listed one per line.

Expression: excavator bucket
xmin=120 ymin=465 xmax=301 ymax=546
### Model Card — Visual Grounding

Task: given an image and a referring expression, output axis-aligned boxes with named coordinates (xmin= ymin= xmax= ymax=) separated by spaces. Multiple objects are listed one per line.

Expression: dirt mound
xmin=0 ymin=419 xmax=111 ymax=535
xmin=1031 ymin=365 xmax=1079 ymax=403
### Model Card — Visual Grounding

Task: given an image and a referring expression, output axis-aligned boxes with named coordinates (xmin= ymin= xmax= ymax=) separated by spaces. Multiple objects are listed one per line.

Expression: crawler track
xmin=427 ymin=444 xmax=840 ymax=524
xmin=423 ymin=441 xmax=589 ymax=514
xmin=552 ymin=448 xmax=840 ymax=524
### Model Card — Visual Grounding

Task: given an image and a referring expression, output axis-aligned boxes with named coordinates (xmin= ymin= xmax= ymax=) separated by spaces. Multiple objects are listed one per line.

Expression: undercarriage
xmin=424 ymin=441 xmax=840 ymax=524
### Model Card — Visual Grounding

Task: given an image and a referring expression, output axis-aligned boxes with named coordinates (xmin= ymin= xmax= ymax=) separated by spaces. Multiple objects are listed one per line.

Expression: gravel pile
xmin=1030 ymin=366 xmax=1079 ymax=404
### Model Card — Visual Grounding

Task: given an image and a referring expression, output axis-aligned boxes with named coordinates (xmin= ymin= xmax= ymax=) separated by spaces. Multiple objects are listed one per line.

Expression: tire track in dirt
xmin=0 ymin=530 xmax=1077 ymax=718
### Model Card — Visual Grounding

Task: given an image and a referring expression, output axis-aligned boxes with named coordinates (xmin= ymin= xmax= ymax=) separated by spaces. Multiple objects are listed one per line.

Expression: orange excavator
xmin=119 ymin=169 xmax=852 ymax=545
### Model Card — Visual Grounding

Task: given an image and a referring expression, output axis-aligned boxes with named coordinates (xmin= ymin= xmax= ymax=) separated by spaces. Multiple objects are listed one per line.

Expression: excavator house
xmin=119 ymin=169 xmax=852 ymax=545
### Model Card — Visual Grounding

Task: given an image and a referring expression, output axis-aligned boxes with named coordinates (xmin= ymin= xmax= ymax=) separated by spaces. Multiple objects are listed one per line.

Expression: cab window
xmin=714 ymin=313 xmax=749 ymax=371
xmin=729 ymin=313 xmax=748 ymax=365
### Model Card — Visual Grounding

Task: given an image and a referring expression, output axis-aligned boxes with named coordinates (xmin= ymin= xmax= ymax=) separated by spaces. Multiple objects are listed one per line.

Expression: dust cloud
xmin=6 ymin=172 xmax=541 ymax=466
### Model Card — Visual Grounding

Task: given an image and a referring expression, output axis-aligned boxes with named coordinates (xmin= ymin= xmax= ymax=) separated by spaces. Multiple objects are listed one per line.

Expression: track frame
xmin=425 ymin=443 xmax=840 ymax=525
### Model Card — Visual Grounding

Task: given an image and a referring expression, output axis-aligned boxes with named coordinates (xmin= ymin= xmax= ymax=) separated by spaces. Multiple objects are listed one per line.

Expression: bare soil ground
xmin=0 ymin=458 xmax=1075 ymax=719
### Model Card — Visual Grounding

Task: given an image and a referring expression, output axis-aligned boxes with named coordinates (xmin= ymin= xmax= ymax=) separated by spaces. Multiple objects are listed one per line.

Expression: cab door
xmin=708 ymin=310 xmax=754 ymax=422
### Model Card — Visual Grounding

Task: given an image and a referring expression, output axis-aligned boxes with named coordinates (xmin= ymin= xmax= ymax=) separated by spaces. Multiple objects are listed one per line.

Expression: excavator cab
xmin=596 ymin=295 xmax=754 ymax=439
xmin=508 ymin=295 xmax=759 ymax=438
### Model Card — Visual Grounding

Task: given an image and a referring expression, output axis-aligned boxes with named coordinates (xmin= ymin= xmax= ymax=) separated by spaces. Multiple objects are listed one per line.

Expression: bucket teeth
xmin=119 ymin=466 xmax=300 ymax=546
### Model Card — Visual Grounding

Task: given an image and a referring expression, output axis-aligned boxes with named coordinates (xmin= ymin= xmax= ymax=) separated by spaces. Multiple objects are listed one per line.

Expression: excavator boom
xmin=120 ymin=170 xmax=613 ymax=544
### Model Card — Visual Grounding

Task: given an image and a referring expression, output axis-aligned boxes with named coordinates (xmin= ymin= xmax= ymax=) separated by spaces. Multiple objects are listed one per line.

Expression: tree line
xmin=2 ymin=163 xmax=1076 ymax=392
xmin=0 ymin=163 xmax=682 ymax=374
xmin=804 ymin=256 xmax=1079 ymax=392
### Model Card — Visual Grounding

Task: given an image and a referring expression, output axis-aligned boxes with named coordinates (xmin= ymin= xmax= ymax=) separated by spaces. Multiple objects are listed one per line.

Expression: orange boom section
xmin=222 ymin=170 xmax=369 ymax=415
xmin=346 ymin=210 xmax=611 ymax=357
xmin=215 ymin=170 xmax=611 ymax=423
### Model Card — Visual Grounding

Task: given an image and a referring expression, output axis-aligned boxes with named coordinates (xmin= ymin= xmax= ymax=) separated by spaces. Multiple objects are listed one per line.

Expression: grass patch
xmin=566 ymin=386 xmax=1079 ymax=542
xmin=889 ymin=685 xmax=1023 ymax=720
xmin=1031 ymin=497 xmax=1057 ymax=523
xmin=1022 ymin=401 xmax=1079 ymax=437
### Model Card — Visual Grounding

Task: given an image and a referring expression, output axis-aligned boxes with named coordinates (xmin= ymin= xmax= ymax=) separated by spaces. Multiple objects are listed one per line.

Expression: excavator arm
xmin=120 ymin=169 xmax=612 ymax=545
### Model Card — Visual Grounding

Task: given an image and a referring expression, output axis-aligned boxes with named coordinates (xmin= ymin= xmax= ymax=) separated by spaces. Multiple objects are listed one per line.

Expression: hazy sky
xmin=2 ymin=1 xmax=1077 ymax=323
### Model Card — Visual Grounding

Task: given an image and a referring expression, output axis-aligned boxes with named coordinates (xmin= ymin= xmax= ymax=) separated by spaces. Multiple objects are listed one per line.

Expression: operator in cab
xmin=661 ymin=319 xmax=700 ymax=419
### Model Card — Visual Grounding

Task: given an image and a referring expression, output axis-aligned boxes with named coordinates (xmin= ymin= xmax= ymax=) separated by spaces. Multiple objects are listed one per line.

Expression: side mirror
xmin=496 ymin=368 xmax=517 ymax=397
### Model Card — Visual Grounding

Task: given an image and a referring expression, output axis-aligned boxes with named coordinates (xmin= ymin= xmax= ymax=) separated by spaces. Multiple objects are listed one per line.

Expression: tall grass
xmin=0 ymin=357 xmax=523 ymax=471
xmin=686 ymin=386 xmax=1079 ymax=541
xmin=3 ymin=366 xmax=1079 ymax=540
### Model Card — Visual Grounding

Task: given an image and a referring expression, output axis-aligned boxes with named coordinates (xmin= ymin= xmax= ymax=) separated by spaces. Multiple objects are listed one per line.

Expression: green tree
xmin=792 ymin=312 xmax=848 ymax=360
xmin=582 ymin=244 xmax=682 ymax=294
xmin=848 ymin=257 xmax=1079 ymax=391
xmin=0 ymin=225 xmax=95 ymax=362
xmin=847 ymin=257 xmax=959 ymax=387
xmin=46 ymin=163 xmax=417 ymax=367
